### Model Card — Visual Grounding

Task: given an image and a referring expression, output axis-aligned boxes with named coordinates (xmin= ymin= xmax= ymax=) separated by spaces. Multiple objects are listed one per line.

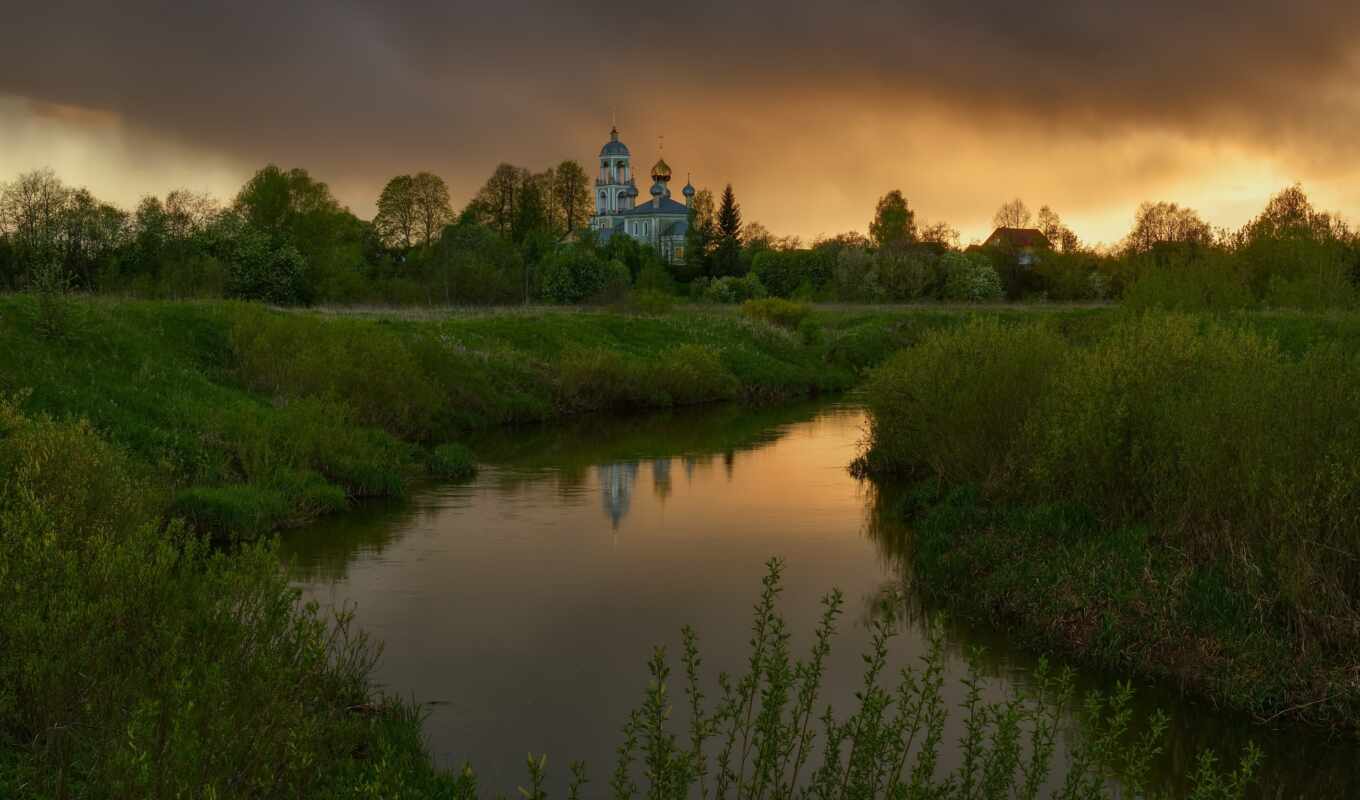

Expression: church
xmin=589 ymin=126 xmax=694 ymax=264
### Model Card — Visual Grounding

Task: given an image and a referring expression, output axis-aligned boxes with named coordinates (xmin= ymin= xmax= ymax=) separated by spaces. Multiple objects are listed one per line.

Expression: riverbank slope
xmin=0 ymin=296 xmax=993 ymax=537
xmin=860 ymin=311 xmax=1360 ymax=730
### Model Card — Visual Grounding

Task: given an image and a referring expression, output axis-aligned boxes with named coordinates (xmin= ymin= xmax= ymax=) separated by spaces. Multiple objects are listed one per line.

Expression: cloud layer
xmin=3 ymin=1 xmax=1359 ymax=243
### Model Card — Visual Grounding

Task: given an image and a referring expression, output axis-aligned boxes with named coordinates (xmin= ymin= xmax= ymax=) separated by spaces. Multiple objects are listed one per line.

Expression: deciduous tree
xmin=869 ymin=190 xmax=917 ymax=248
xmin=682 ymin=188 xmax=716 ymax=281
xmin=1125 ymin=201 xmax=1213 ymax=254
xmin=411 ymin=172 xmax=453 ymax=246
xmin=374 ymin=175 xmax=418 ymax=249
xmin=993 ymin=198 xmax=1033 ymax=229
xmin=551 ymin=160 xmax=592 ymax=236
xmin=1037 ymin=205 xmax=1080 ymax=252
xmin=468 ymin=163 xmax=531 ymax=236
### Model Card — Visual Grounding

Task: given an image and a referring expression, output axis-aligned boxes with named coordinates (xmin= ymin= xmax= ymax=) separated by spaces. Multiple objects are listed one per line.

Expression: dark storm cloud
xmin=2 ymin=0 xmax=1359 ymax=227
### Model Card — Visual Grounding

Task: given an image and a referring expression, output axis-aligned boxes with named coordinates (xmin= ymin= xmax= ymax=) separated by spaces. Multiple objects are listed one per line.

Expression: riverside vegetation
xmin=0 ymin=416 xmax=1259 ymax=800
xmin=1 ymin=293 xmax=962 ymax=540
xmin=860 ymin=311 xmax=1360 ymax=730
xmin=0 ymin=292 xmax=1345 ymax=795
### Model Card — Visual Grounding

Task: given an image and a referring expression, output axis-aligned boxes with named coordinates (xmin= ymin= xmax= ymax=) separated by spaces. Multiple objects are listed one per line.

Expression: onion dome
xmin=649 ymin=181 xmax=665 ymax=197
xmin=600 ymin=126 xmax=630 ymax=157
xmin=682 ymin=177 xmax=695 ymax=199
xmin=650 ymin=157 xmax=672 ymax=183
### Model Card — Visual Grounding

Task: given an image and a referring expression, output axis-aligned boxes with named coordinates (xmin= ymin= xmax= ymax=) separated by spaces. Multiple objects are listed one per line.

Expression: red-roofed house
xmin=981 ymin=227 xmax=1052 ymax=265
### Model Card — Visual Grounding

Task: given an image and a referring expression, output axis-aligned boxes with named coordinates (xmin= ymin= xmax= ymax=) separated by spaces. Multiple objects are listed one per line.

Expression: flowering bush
xmin=938 ymin=252 xmax=1003 ymax=302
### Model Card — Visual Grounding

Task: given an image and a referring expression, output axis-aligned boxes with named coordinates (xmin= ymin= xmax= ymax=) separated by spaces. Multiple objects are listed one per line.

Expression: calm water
xmin=282 ymin=402 xmax=1359 ymax=798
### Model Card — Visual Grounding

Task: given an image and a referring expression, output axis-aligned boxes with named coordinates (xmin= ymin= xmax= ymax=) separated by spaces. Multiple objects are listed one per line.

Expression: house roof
xmin=983 ymin=227 xmax=1051 ymax=249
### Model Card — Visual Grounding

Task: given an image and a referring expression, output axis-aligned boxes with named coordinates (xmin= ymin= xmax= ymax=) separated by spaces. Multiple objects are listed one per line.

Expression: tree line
xmin=1 ymin=161 xmax=1356 ymax=310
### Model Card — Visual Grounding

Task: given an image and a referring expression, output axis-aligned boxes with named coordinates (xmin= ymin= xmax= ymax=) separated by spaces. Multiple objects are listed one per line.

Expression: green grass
xmin=2 ymin=295 xmax=1043 ymax=539
xmin=0 ymin=296 xmax=928 ymax=538
xmin=860 ymin=310 xmax=1360 ymax=729
xmin=428 ymin=443 xmax=478 ymax=481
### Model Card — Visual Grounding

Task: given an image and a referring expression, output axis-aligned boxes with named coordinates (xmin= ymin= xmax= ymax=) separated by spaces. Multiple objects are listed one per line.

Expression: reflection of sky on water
xmin=280 ymin=404 xmax=1360 ymax=798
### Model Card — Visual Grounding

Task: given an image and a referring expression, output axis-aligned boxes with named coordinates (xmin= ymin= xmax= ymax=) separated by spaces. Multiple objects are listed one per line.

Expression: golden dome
xmin=650 ymin=158 xmax=672 ymax=182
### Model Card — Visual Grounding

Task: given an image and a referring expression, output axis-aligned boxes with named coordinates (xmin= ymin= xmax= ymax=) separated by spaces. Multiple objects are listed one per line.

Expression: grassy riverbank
xmin=860 ymin=311 xmax=1360 ymax=729
xmin=0 ymin=406 xmax=1258 ymax=798
xmin=0 ymin=295 xmax=1277 ymax=796
xmin=0 ymin=295 xmax=988 ymax=538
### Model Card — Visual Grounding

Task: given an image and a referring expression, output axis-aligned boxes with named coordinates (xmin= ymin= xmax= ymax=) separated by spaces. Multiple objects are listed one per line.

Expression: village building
xmin=589 ymin=126 xmax=693 ymax=264
xmin=979 ymin=227 xmax=1052 ymax=266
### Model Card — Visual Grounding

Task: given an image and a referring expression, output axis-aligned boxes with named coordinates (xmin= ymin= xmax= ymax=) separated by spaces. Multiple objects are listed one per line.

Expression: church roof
xmin=600 ymin=125 xmax=630 ymax=157
xmin=620 ymin=197 xmax=690 ymax=216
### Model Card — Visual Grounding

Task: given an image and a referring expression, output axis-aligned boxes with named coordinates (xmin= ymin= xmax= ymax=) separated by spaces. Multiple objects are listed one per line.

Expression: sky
xmin=2 ymin=1 xmax=1359 ymax=246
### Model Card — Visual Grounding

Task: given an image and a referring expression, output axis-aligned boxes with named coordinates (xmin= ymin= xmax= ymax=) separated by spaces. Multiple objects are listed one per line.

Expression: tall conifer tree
xmin=714 ymin=184 xmax=743 ymax=277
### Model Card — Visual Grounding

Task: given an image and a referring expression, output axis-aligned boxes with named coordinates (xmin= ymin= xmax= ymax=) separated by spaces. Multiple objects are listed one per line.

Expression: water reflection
xmin=598 ymin=462 xmax=638 ymax=528
xmin=281 ymin=402 xmax=1358 ymax=798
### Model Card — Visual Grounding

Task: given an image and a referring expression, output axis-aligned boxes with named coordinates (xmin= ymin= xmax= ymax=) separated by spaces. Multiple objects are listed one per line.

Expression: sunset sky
xmin=3 ymin=2 xmax=1359 ymax=246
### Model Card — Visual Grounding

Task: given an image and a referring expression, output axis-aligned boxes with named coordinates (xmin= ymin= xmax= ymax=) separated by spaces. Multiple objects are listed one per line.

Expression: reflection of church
xmin=652 ymin=459 xmax=672 ymax=501
xmin=596 ymin=458 xmax=685 ymax=529
xmin=599 ymin=462 xmax=638 ymax=529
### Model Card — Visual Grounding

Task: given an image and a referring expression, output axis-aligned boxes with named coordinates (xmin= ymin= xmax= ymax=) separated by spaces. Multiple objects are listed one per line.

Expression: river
xmin=281 ymin=401 xmax=1358 ymax=798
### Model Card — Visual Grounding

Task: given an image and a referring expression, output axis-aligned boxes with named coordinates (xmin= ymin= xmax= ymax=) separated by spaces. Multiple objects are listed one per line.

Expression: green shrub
xmin=751 ymin=249 xmax=829 ymax=298
xmin=0 ymin=404 xmax=444 ymax=796
xmin=648 ymin=344 xmax=741 ymax=405
xmin=938 ymin=252 xmax=1004 ymax=302
xmin=633 ymin=264 xmax=677 ymax=296
xmin=876 ymin=247 xmax=939 ymax=300
xmin=224 ymin=232 xmax=310 ymax=306
xmin=797 ymin=315 xmax=824 ymax=346
xmin=539 ymin=249 xmax=629 ymax=304
xmin=1121 ymin=252 xmax=1255 ymax=312
xmin=863 ymin=317 xmax=1067 ymax=482
xmin=700 ymin=273 xmax=767 ymax=303
xmin=29 ymin=259 xmax=76 ymax=339
xmin=740 ymin=297 xmax=812 ymax=329
xmin=623 ymin=288 xmax=676 ymax=315
xmin=227 ymin=306 xmax=444 ymax=441
xmin=865 ymin=311 xmax=1360 ymax=652
xmin=0 ymin=395 xmax=158 ymax=540
xmin=429 ymin=443 xmax=478 ymax=481
xmin=171 ymin=484 xmax=290 ymax=539
xmin=555 ymin=347 xmax=645 ymax=411
xmin=271 ymin=467 xmax=350 ymax=518
xmin=212 ymin=397 xmax=412 ymax=500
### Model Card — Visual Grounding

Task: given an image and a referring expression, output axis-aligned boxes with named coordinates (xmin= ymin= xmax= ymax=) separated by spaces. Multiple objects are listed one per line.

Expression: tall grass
xmin=2 ymin=295 xmax=913 ymax=538
xmin=0 ymin=396 xmax=451 ymax=796
xmin=861 ymin=312 xmax=1360 ymax=724
xmin=1 ymin=399 xmax=1261 ymax=796
xmin=457 ymin=560 xmax=1258 ymax=800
